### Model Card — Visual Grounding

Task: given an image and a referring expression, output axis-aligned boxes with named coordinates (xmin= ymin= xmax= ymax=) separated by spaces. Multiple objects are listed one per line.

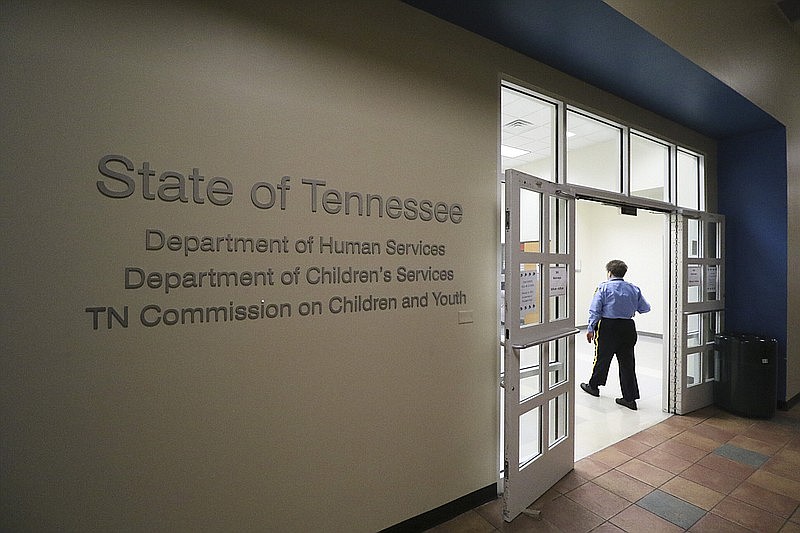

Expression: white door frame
xmin=667 ymin=210 xmax=726 ymax=414
xmin=503 ymin=169 xmax=578 ymax=521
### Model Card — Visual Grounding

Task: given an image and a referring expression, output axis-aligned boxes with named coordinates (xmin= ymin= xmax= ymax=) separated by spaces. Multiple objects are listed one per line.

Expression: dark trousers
xmin=588 ymin=318 xmax=640 ymax=401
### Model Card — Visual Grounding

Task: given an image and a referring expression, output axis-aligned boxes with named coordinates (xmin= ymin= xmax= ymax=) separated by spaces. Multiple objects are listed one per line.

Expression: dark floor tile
xmin=697 ymin=452 xmax=756 ymax=481
xmin=609 ymin=503 xmax=684 ymax=533
xmin=637 ymin=489 xmax=706 ymax=530
xmin=660 ymin=476 xmax=725 ymax=511
xmin=713 ymin=442 xmax=769 ymax=467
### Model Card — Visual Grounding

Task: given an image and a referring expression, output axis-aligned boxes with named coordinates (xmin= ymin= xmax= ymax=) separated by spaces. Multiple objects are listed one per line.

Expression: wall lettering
xmin=86 ymin=154 xmax=470 ymax=330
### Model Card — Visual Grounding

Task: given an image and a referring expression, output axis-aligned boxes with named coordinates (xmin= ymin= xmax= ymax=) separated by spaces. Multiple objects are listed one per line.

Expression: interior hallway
xmin=576 ymin=331 xmax=671 ymax=459
xmin=428 ymin=403 xmax=800 ymax=532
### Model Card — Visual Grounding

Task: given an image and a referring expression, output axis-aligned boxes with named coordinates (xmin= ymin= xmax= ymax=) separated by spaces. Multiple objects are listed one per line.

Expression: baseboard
xmin=380 ymin=483 xmax=497 ymax=532
xmin=778 ymin=390 xmax=800 ymax=411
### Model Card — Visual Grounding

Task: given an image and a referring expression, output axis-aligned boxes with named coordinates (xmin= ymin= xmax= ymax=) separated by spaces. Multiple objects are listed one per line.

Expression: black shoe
xmin=615 ymin=398 xmax=637 ymax=410
xmin=580 ymin=383 xmax=599 ymax=397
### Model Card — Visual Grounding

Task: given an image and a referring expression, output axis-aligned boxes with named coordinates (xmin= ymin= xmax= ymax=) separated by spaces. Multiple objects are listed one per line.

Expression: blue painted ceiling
xmin=403 ymin=0 xmax=782 ymax=139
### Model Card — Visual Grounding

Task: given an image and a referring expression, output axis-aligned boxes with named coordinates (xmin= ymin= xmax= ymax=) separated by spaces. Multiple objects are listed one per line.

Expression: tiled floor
xmin=428 ymin=402 xmax=800 ymax=532
xmin=575 ymin=333 xmax=670 ymax=459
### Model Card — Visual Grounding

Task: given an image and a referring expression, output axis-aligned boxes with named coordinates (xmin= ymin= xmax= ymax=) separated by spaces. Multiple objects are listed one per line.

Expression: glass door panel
xmin=669 ymin=212 xmax=725 ymax=414
xmin=503 ymin=169 xmax=577 ymax=521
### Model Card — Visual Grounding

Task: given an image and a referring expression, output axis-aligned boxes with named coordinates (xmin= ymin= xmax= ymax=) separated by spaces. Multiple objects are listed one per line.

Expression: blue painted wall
xmin=718 ymin=126 xmax=788 ymax=400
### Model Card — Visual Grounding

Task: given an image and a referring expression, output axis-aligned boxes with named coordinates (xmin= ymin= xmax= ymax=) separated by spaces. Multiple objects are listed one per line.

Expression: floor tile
xmin=552 ymin=470 xmax=587 ymax=494
xmin=611 ymin=437 xmax=651 ymax=458
xmin=711 ymin=496 xmax=786 ymax=532
xmin=702 ymin=413 xmax=755 ymax=434
xmin=728 ymin=433 xmax=783 ymax=455
xmin=474 ymin=497 xmax=503 ymax=529
xmin=730 ymin=481 xmax=800 ymax=519
xmin=679 ymin=463 xmax=742 ymax=494
xmin=763 ymin=452 xmax=800 ymax=482
xmin=565 ymin=481 xmax=630 ymax=520
xmin=660 ymin=476 xmax=725 ymax=511
xmin=591 ymin=446 xmax=634 ymax=469
xmin=615 ymin=458 xmax=674 ymax=487
xmin=426 ymin=510 xmax=495 ymax=532
xmin=646 ymin=422 xmax=685 ymax=440
xmin=637 ymin=447 xmax=693 ymax=474
xmin=590 ymin=523 xmax=625 ymax=533
xmin=637 ymin=489 xmax=706 ymax=530
xmin=748 ymin=469 xmax=800 ymax=499
xmin=655 ymin=438 xmax=709 ymax=463
xmin=609 ymin=503 xmax=684 ymax=533
xmin=502 ymin=511 xmax=560 ymax=532
xmin=697 ymin=452 xmax=756 ymax=481
xmin=660 ymin=414 xmax=701 ymax=430
xmin=691 ymin=422 xmax=736 ymax=444
xmin=574 ymin=457 xmax=613 ymax=480
xmin=628 ymin=427 xmax=671 ymax=448
xmin=776 ymin=446 xmax=800 ymax=466
xmin=743 ymin=421 xmax=796 ymax=448
xmin=538 ymin=494 xmax=605 ymax=532
xmin=713 ymin=442 xmax=770 ymax=468
xmin=434 ymin=398 xmax=798 ymax=533
xmin=593 ymin=469 xmax=654 ymax=502
xmin=780 ymin=520 xmax=800 ymax=533
xmin=688 ymin=512 xmax=752 ymax=533
xmin=671 ymin=429 xmax=720 ymax=452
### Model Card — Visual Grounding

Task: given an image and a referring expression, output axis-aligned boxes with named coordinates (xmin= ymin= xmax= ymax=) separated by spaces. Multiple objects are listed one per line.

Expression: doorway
xmin=573 ymin=199 xmax=671 ymax=458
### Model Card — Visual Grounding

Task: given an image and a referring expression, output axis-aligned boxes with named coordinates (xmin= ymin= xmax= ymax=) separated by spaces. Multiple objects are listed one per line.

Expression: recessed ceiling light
xmin=501 ymin=145 xmax=530 ymax=158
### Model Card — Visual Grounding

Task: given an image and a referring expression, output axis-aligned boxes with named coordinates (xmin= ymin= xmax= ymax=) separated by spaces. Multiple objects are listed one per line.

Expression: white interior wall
xmin=576 ymin=201 xmax=665 ymax=335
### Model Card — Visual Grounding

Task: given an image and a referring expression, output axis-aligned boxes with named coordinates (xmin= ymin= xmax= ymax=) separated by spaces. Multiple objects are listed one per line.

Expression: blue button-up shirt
xmin=587 ymin=277 xmax=651 ymax=333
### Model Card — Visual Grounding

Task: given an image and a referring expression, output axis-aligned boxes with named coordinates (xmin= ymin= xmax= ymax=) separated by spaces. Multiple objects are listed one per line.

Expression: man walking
xmin=580 ymin=260 xmax=651 ymax=410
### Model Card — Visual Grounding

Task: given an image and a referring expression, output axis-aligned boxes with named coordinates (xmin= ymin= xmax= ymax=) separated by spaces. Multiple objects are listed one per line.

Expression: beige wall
xmin=1 ymin=1 xmax=720 ymax=530
xmin=605 ymin=0 xmax=800 ymax=408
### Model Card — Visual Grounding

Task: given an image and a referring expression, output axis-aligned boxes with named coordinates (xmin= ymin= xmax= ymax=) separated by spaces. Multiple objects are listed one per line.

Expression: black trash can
xmin=714 ymin=333 xmax=777 ymax=418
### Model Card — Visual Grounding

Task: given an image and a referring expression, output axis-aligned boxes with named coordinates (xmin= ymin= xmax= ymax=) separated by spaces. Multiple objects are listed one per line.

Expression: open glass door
xmin=668 ymin=211 xmax=725 ymax=414
xmin=503 ymin=169 xmax=578 ymax=521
